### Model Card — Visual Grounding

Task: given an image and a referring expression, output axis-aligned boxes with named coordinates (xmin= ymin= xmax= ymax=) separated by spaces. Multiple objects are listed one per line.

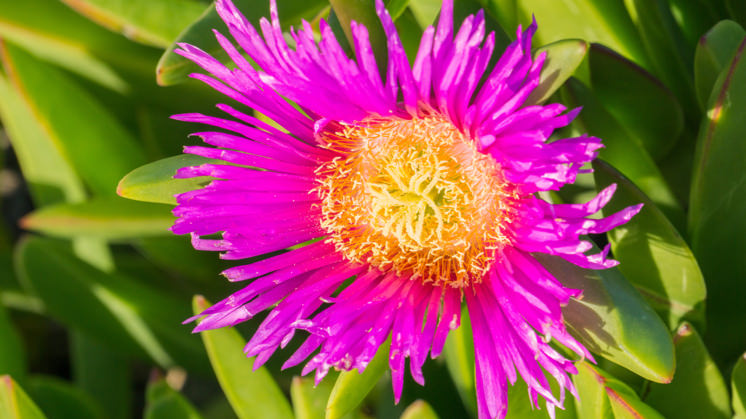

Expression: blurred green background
xmin=1 ymin=0 xmax=746 ymax=418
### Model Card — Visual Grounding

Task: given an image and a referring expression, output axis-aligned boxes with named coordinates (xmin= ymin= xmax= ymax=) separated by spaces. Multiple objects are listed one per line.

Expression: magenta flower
xmin=172 ymin=0 xmax=641 ymax=417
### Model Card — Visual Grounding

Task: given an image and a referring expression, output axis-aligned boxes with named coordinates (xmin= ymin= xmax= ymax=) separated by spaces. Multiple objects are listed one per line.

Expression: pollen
xmin=314 ymin=115 xmax=519 ymax=288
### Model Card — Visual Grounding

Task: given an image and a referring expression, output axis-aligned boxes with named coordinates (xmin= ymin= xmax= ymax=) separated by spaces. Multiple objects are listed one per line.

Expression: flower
xmin=171 ymin=0 xmax=641 ymax=417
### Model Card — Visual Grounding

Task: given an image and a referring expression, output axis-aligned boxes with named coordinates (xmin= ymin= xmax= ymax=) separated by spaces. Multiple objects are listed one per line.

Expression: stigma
xmin=314 ymin=115 xmax=518 ymax=288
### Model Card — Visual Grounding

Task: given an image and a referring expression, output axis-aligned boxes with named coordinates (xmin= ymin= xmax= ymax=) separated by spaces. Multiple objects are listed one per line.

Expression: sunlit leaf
xmin=625 ymin=0 xmax=697 ymax=120
xmin=733 ymin=353 xmax=746 ymax=418
xmin=576 ymin=363 xmax=664 ymax=419
xmin=592 ymin=160 xmax=706 ymax=330
xmin=401 ymin=400 xmax=439 ymax=419
xmin=326 ymin=340 xmax=390 ymax=419
xmin=574 ymin=362 xmax=612 ymax=419
xmin=689 ymin=37 xmax=746 ymax=363
xmin=156 ymin=0 xmax=327 ymax=85
xmin=694 ymin=20 xmax=746 ymax=110
xmin=21 ymin=198 xmax=174 ymax=240
xmin=0 ymin=376 xmax=47 ymax=419
xmin=60 ymin=0 xmax=207 ymax=48
xmin=512 ymin=0 xmax=649 ymax=70
xmin=644 ymin=323 xmax=730 ymax=419
xmin=537 ymin=255 xmax=675 ymax=383
xmin=525 ymin=39 xmax=588 ymax=106
xmin=117 ymin=155 xmax=216 ymax=205
xmin=0 ymin=42 xmax=145 ymax=197
xmin=290 ymin=376 xmax=335 ymax=419
xmin=191 ymin=296 xmax=293 ymax=419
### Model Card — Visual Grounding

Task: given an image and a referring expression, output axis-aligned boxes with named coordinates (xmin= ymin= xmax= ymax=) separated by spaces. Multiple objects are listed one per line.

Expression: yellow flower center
xmin=314 ymin=115 xmax=518 ymax=288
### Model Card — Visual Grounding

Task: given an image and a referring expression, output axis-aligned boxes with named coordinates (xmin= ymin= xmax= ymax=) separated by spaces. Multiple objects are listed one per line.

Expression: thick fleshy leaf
xmin=290 ymin=376 xmax=336 ymax=419
xmin=588 ymin=44 xmax=684 ymax=161
xmin=537 ymin=254 xmax=675 ymax=383
xmin=325 ymin=339 xmax=390 ymax=419
xmin=0 ymin=69 xmax=85 ymax=206
xmin=26 ymin=376 xmax=104 ymax=419
xmin=20 ymin=198 xmax=174 ymax=240
xmin=689 ymin=37 xmax=746 ymax=364
xmin=592 ymin=160 xmax=706 ymax=330
xmin=330 ymin=0 xmax=387 ymax=68
xmin=60 ymin=0 xmax=207 ymax=48
xmin=0 ymin=42 xmax=144 ymax=197
xmin=407 ymin=0 xmax=440 ymax=27
xmin=733 ymin=353 xmax=746 ymax=418
xmin=442 ymin=307 xmax=476 ymax=417
xmin=191 ymin=296 xmax=293 ymax=419
xmin=117 ymin=155 xmax=216 ymax=205
xmin=694 ymin=20 xmax=746 ymax=110
xmin=401 ymin=400 xmax=439 ymax=419
xmin=511 ymin=0 xmax=649 ymax=69
xmin=144 ymin=378 xmax=204 ymax=419
xmin=505 ymin=378 xmax=577 ymax=419
xmin=525 ymin=39 xmax=588 ymax=106
xmin=0 ymin=0 xmax=155 ymax=92
xmin=0 ymin=303 xmax=25 ymax=381
xmin=574 ymin=362 xmax=612 ymax=419
xmin=669 ymin=0 xmax=728 ymax=48
xmin=624 ymin=0 xmax=697 ymax=120
xmin=644 ymin=323 xmax=730 ymax=419
xmin=576 ymin=363 xmax=664 ymax=419
xmin=0 ymin=376 xmax=47 ymax=419
xmin=15 ymin=237 xmax=208 ymax=373
xmin=562 ymin=78 xmax=685 ymax=230
xmin=156 ymin=0 xmax=327 ymax=85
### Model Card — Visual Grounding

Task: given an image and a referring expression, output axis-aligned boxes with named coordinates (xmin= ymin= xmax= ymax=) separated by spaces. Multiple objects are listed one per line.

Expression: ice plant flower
xmin=171 ymin=0 xmax=641 ymax=417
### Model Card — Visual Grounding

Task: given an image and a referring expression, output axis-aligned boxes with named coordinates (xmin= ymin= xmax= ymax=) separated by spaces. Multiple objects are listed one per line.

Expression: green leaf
xmin=0 ymin=64 xmax=85 ymax=206
xmin=574 ymin=362 xmax=612 ymax=419
xmin=71 ymin=332 xmax=131 ymax=419
xmin=592 ymin=160 xmax=706 ymax=330
xmin=21 ymin=198 xmax=174 ymax=240
xmin=625 ymin=0 xmax=697 ymax=121
xmin=290 ymin=376 xmax=336 ymax=419
xmin=59 ymin=0 xmax=207 ymax=48
xmin=326 ymin=339 xmax=390 ymax=419
xmin=562 ymin=78 xmax=685 ymax=230
xmin=525 ymin=39 xmax=588 ymax=106
xmin=512 ymin=0 xmax=649 ymax=70
xmin=694 ymin=20 xmax=746 ymax=110
xmin=191 ymin=296 xmax=293 ymax=419
xmin=0 ymin=42 xmax=145 ymax=197
xmin=400 ymin=400 xmax=439 ymax=419
xmin=0 ymin=376 xmax=48 ymax=419
xmin=156 ymin=0 xmax=327 ymax=85
xmin=733 ymin=353 xmax=746 ymax=418
xmin=688 ymin=37 xmax=746 ymax=364
xmin=576 ymin=363 xmax=664 ymax=419
xmin=587 ymin=44 xmax=684 ymax=161
xmin=668 ymin=0 xmax=728 ymax=49
xmin=536 ymin=254 xmax=675 ymax=383
xmin=408 ymin=0 xmax=441 ymax=27
xmin=329 ymin=0 xmax=387 ymax=69
xmin=644 ymin=323 xmax=730 ymax=419
xmin=442 ymin=307 xmax=476 ymax=417
xmin=117 ymin=155 xmax=216 ymax=205
xmin=15 ymin=237 xmax=209 ymax=373
xmin=505 ymin=377 xmax=577 ymax=419
xmin=0 ymin=303 xmax=26 ymax=381
xmin=26 ymin=376 xmax=104 ymax=419
xmin=144 ymin=378 xmax=204 ymax=419
xmin=385 ymin=0 xmax=410 ymax=21
xmin=0 ymin=0 xmax=154 ymax=92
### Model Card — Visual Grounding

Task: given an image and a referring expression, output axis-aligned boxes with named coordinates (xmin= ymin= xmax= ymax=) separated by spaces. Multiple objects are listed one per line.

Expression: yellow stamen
xmin=314 ymin=115 xmax=518 ymax=288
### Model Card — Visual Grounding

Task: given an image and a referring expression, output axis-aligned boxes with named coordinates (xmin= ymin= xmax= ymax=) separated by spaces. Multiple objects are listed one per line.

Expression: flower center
xmin=314 ymin=116 xmax=518 ymax=288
